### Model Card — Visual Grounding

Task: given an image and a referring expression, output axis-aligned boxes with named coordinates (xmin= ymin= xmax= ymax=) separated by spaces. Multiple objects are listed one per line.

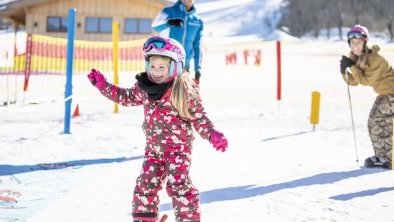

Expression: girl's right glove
xmin=87 ymin=69 xmax=106 ymax=90
xmin=209 ymin=130 xmax=228 ymax=152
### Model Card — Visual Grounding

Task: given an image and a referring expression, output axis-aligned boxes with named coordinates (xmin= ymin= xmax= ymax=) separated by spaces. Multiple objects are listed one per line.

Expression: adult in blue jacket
xmin=152 ymin=0 xmax=203 ymax=82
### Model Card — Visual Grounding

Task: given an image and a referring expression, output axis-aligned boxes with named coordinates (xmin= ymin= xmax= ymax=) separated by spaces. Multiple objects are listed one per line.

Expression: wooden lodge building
xmin=0 ymin=0 xmax=172 ymax=41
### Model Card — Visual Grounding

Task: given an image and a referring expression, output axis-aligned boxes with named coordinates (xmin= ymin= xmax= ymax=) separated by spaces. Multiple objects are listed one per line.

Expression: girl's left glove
xmin=209 ymin=130 xmax=228 ymax=152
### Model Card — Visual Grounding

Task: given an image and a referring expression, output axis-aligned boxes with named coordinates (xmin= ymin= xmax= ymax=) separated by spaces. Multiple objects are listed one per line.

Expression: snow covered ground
xmin=1 ymin=38 xmax=394 ymax=221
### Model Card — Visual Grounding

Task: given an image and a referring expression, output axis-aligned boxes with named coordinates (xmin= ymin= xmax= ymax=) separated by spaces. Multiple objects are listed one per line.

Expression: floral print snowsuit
xmin=98 ymin=74 xmax=215 ymax=221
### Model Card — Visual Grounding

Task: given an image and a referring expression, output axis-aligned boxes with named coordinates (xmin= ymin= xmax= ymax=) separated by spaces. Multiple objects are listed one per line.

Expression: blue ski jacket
xmin=152 ymin=0 xmax=204 ymax=73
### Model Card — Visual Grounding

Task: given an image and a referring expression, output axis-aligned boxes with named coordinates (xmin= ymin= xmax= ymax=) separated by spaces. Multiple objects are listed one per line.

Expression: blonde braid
xmin=171 ymin=71 xmax=198 ymax=120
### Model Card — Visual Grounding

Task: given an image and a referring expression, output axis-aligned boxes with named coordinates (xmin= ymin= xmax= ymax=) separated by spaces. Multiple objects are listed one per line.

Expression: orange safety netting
xmin=0 ymin=34 xmax=145 ymax=75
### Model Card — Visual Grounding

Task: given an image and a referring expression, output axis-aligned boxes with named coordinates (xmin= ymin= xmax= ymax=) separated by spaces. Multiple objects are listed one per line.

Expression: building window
xmin=124 ymin=18 xmax=151 ymax=34
xmin=138 ymin=19 xmax=151 ymax=33
xmin=47 ymin=16 xmax=68 ymax=32
xmin=124 ymin=18 xmax=137 ymax=33
xmin=85 ymin=17 xmax=112 ymax=33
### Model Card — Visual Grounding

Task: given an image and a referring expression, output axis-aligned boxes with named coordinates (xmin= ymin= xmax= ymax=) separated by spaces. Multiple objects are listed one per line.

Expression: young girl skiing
xmin=87 ymin=36 xmax=228 ymax=222
xmin=340 ymin=24 xmax=394 ymax=169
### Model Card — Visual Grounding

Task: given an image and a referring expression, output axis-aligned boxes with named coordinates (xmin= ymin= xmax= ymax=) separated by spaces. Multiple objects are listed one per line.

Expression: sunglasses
xmin=347 ymin=31 xmax=367 ymax=40
xmin=143 ymin=37 xmax=172 ymax=52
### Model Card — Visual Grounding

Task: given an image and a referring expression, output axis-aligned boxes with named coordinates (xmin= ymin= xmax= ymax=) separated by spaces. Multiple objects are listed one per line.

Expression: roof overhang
xmin=0 ymin=0 xmax=56 ymax=24
xmin=0 ymin=0 xmax=173 ymax=25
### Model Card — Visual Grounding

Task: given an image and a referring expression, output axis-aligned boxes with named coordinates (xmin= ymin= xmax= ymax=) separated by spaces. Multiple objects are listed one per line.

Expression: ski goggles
xmin=347 ymin=31 xmax=367 ymax=40
xmin=143 ymin=36 xmax=173 ymax=52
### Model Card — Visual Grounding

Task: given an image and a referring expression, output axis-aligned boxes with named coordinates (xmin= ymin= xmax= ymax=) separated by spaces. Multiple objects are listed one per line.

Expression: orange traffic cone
xmin=72 ymin=104 xmax=80 ymax=117
xmin=159 ymin=214 xmax=168 ymax=222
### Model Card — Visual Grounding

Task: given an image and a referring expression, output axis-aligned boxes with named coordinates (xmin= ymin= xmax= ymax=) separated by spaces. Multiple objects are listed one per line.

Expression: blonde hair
xmin=149 ymin=55 xmax=171 ymax=68
xmin=170 ymin=71 xmax=199 ymax=120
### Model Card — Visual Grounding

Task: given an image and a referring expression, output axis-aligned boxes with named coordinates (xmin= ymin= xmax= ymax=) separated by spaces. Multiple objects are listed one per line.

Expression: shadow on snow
xmin=160 ymin=167 xmax=387 ymax=211
xmin=261 ymin=129 xmax=314 ymax=142
xmin=330 ymin=186 xmax=394 ymax=201
xmin=0 ymin=155 xmax=143 ymax=176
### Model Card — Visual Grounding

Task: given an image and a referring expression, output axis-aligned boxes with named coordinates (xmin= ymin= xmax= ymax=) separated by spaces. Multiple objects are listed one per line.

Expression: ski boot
xmin=364 ymin=156 xmax=392 ymax=169
xmin=133 ymin=214 xmax=167 ymax=222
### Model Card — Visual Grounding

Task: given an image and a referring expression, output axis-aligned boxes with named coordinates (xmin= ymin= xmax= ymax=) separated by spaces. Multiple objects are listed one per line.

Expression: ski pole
xmin=345 ymin=73 xmax=359 ymax=163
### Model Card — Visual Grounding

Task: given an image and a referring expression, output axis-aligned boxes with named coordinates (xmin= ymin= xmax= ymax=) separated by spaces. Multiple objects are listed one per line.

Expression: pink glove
xmin=209 ymin=130 xmax=228 ymax=152
xmin=87 ymin=69 xmax=106 ymax=89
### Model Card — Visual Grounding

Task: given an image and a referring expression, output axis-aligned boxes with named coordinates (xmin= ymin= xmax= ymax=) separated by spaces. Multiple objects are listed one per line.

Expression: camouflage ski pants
xmin=132 ymin=150 xmax=200 ymax=222
xmin=368 ymin=94 xmax=394 ymax=162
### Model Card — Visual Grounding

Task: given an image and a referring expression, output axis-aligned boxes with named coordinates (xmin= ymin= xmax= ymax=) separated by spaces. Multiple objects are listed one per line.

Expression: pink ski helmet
xmin=143 ymin=36 xmax=185 ymax=79
xmin=347 ymin=24 xmax=369 ymax=43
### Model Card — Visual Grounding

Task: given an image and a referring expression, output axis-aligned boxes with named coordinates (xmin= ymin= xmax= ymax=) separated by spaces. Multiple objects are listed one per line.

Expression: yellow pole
xmin=112 ymin=22 xmax=119 ymax=113
xmin=310 ymin=91 xmax=321 ymax=129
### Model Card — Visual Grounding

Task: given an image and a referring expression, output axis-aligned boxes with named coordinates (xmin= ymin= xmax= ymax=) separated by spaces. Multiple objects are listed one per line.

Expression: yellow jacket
xmin=343 ymin=45 xmax=394 ymax=95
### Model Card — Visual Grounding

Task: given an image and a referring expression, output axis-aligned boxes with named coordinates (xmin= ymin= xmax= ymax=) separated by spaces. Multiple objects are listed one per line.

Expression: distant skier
xmin=152 ymin=0 xmax=204 ymax=83
xmin=87 ymin=36 xmax=228 ymax=222
xmin=340 ymin=24 xmax=394 ymax=169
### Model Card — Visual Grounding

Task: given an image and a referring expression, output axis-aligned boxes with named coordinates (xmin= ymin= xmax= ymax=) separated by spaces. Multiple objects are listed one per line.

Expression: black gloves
xmin=195 ymin=72 xmax=201 ymax=82
xmin=167 ymin=19 xmax=183 ymax=27
xmin=340 ymin=56 xmax=355 ymax=74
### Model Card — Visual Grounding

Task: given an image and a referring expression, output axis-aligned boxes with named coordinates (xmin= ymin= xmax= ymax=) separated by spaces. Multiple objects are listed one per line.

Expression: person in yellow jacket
xmin=340 ymin=25 xmax=394 ymax=169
